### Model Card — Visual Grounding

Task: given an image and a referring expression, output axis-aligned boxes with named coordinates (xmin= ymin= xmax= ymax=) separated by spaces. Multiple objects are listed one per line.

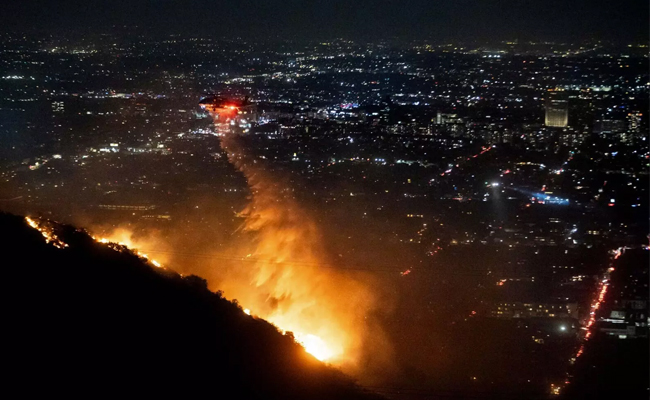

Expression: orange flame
xmin=25 ymin=217 xmax=69 ymax=249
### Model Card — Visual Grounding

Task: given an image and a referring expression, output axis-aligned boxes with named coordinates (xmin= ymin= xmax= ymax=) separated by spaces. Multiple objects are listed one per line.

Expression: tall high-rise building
xmin=627 ymin=112 xmax=642 ymax=134
xmin=545 ymin=91 xmax=568 ymax=128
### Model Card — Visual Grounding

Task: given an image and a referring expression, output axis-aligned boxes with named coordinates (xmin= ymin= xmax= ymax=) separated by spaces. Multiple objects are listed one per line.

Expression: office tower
xmin=545 ymin=91 xmax=568 ymax=128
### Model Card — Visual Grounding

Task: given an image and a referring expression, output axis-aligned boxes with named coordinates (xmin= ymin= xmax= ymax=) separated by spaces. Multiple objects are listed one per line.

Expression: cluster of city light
xmin=530 ymin=193 xmax=570 ymax=205
xmin=25 ymin=217 xmax=69 ymax=249
xmin=440 ymin=145 xmax=493 ymax=177
xmin=583 ymin=275 xmax=611 ymax=340
xmin=550 ymin=383 xmax=561 ymax=395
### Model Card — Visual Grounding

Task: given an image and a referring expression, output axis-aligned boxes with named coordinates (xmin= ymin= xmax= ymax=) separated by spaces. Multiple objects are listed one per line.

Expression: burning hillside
xmin=84 ymin=110 xmax=391 ymax=371
xmin=2 ymin=212 xmax=382 ymax=399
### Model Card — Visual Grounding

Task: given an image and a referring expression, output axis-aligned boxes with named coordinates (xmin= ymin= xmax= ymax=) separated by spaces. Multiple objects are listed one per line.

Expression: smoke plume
xmin=202 ymin=115 xmax=392 ymax=372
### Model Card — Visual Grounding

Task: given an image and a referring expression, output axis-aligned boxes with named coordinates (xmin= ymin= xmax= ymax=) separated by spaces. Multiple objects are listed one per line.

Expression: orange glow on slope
xmin=26 ymin=206 xmax=379 ymax=365
xmin=92 ymin=224 xmax=378 ymax=348
xmin=25 ymin=217 xmax=69 ymax=249
xmin=25 ymin=217 xmax=166 ymax=271
xmin=91 ymin=229 xmax=167 ymax=270
xmin=294 ymin=332 xmax=335 ymax=361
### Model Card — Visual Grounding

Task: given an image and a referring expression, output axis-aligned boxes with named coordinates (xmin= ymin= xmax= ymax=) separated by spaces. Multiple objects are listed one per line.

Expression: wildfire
xmin=25 ymin=216 xmax=168 ymax=271
xmin=25 ymin=217 xmax=69 ymax=249
xmin=293 ymin=332 xmax=335 ymax=361
xmin=92 ymin=235 xmax=165 ymax=270
xmin=90 ymin=225 xmax=344 ymax=361
xmin=241 ymin=306 xmax=338 ymax=361
xmin=203 ymin=108 xmax=381 ymax=366
xmin=26 ymin=180 xmax=375 ymax=367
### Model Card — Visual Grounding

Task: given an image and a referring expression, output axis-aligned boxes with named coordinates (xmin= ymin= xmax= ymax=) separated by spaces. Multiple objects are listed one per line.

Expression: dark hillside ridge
xmin=0 ymin=213 xmax=379 ymax=399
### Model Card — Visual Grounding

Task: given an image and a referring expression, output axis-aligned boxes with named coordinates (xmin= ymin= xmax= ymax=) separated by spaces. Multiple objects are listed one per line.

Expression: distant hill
xmin=0 ymin=213 xmax=380 ymax=399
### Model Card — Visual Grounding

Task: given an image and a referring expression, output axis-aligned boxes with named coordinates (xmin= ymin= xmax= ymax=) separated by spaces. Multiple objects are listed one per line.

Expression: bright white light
xmin=560 ymin=325 xmax=567 ymax=331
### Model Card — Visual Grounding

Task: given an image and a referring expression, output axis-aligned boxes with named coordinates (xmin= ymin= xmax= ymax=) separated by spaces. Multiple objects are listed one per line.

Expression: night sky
xmin=3 ymin=0 xmax=649 ymax=41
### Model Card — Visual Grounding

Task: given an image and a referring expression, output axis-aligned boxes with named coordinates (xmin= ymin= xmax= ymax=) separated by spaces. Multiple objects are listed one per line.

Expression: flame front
xmin=293 ymin=333 xmax=335 ymax=362
xmin=91 ymin=229 xmax=167 ymax=270
xmin=25 ymin=217 xmax=69 ymax=249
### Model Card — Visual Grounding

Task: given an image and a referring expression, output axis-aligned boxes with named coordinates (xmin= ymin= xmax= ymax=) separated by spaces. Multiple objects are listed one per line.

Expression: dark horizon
xmin=2 ymin=0 xmax=648 ymax=43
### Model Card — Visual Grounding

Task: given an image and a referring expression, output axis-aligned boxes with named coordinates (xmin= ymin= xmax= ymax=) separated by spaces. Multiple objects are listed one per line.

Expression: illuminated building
xmin=594 ymin=119 xmax=625 ymax=136
xmin=490 ymin=302 xmax=579 ymax=319
xmin=545 ymin=92 xmax=568 ymax=128
xmin=435 ymin=111 xmax=462 ymax=125
xmin=627 ymin=112 xmax=643 ymax=134
xmin=51 ymin=101 xmax=64 ymax=113
xmin=98 ymin=204 xmax=156 ymax=211
xmin=599 ymin=301 xmax=649 ymax=339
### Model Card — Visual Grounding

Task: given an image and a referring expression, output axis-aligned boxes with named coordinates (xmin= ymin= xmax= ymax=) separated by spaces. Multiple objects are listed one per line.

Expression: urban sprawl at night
xmin=1 ymin=25 xmax=648 ymax=400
